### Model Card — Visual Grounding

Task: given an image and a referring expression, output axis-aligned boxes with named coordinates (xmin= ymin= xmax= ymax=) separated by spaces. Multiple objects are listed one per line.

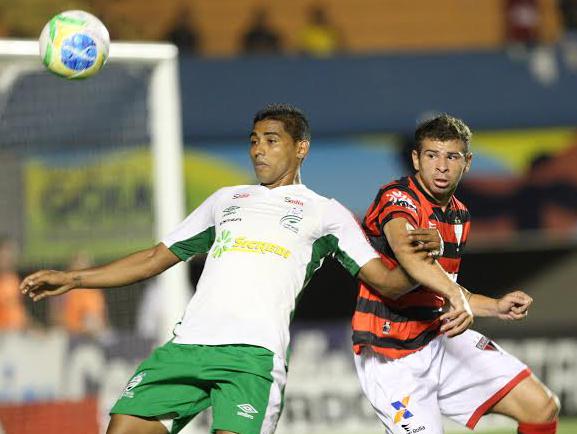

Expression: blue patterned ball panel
xmin=61 ymin=33 xmax=97 ymax=71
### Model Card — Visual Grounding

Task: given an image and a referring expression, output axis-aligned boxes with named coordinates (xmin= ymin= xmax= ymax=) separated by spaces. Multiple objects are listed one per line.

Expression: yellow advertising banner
xmin=24 ymin=148 xmax=251 ymax=265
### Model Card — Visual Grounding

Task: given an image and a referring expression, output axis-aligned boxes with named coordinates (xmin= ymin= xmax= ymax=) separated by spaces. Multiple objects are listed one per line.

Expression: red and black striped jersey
xmin=352 ymin=175 xmax=471 ymax=359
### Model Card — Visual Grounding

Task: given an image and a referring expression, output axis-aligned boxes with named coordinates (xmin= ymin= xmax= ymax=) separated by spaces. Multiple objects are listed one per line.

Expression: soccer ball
xmin=39 ymin=10 xmax=110 ymax=79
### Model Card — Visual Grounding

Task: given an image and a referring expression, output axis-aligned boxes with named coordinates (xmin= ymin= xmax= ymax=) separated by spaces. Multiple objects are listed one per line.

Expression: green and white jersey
xmin=162 ymin=184 xmax=378 ymax=360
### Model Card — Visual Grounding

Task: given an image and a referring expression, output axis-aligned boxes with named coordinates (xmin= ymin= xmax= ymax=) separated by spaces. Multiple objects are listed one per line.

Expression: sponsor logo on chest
xmin=212 ymin=230 xmax=291 ymax=259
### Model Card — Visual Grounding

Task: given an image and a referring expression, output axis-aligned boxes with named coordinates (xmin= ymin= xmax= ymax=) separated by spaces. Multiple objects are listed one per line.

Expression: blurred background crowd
xmin=0 ymin=0 xmax=572 ymax=58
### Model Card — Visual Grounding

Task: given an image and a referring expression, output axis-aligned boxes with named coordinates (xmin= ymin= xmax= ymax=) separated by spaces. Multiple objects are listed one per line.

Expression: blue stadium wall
xmin=179 ymin=49 xmax=577 ymax=140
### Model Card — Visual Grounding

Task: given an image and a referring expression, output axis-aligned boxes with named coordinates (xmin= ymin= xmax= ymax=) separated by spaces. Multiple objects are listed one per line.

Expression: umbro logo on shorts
xmin=236 ymin=403 xmax=259 ymax=419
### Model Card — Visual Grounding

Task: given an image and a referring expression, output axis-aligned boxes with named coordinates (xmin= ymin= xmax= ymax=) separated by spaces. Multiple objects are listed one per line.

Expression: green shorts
xmin=110 ymin=342 xmax=287 ymax=434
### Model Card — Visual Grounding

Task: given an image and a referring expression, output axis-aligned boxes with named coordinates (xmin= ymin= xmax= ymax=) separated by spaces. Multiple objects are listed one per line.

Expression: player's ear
xmin=464 ymin=152 xmax=473 ymax=173
xmin=411 ymin=149 xmax=420 ymax=172
xmin=296 ymin=140 xmax=310 ymax=161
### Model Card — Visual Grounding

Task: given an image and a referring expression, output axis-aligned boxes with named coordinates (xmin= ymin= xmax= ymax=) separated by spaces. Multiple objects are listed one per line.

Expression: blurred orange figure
xmin=0 ymin=237 xmax=28 ymax=330
xmin=50 ymin=251 xmax=108 ymax=336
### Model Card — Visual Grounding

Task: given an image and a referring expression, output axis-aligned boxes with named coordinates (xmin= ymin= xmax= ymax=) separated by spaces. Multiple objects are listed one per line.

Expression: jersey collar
xmin=409 ymin=175 xmax=454 ymax=209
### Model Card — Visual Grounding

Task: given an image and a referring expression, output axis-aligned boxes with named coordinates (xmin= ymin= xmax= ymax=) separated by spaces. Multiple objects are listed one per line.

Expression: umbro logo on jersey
xmin=233 ymin=193 xmax=250 ymax=199
xmin=236 ymin=403 xmax=259 ymax=419
xmin=222 ymin=206 xmax=240 ymax=217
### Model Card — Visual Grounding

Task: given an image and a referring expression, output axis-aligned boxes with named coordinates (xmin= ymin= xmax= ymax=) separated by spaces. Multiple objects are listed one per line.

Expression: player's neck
xmin=262 ymin=170 xmax=302 ymax=189
xmin=413 ymin=173 xmax=453 ymax=210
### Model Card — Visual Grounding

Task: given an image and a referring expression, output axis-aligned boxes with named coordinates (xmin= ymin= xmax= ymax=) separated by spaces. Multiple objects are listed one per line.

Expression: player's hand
xmin=439 ymin=290 xmax=474 ymax=337
xmin=496 ymin=290 xmax=532 ymax=320
xmin=408 ymin=228 xmax=444 ymax=259
xmin=20 ymin=270 xmax=77 ymax=302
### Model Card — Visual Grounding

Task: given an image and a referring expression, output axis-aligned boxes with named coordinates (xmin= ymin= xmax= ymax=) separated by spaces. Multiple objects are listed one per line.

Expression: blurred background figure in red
xmin=504 ymin=0 xmax=540 ymax=53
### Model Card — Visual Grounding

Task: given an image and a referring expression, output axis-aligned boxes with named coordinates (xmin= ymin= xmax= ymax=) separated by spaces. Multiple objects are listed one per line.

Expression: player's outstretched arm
xmin=463 ymin=288 xmax=533 ymax=320
xmin=358 ymin=227 xmax=444 ymax=299
xmin=383 ymin=217 xmax=474 ymax=336
xmin=21 ymin=243 xmax=180 ymax=302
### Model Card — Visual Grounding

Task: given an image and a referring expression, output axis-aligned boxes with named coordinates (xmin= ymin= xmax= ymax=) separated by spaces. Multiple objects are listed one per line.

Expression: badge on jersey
xmin=122 ymin=371 xmax=146 ymax=398
xmin=476 ymin=336 xmax=499 ymax=352
xmin=280 ymin=207 xmax=304 ymax=233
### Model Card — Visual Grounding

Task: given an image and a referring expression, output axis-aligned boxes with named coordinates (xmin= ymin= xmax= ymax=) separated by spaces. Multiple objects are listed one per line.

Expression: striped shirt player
xmin=351 ymin=114 xmax=557 ymax=434
xmin=352 ymin=175 xmax=471 ymax=358
xmin=110 ymin=183 xmax=380 ymax=434
xmin=352 ymin=174 xmax=533 ymax=433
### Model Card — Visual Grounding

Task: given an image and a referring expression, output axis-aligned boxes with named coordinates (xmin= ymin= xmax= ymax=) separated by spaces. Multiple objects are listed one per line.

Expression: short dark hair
xmin=414 ymin=114 xmax=472 ymax=153
xmin=253 ymin=104 xmax=311 ymax=142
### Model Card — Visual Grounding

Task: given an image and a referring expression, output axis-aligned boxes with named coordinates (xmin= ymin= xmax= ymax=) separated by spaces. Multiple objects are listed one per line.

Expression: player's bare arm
xmin=358 ymin=227 xmax=443 ymax=299
xmin=461 ymin=287 xmax=533 ymax=320
xmin=408 ymin=228 xmax=444 ymax=258
xmin=21 ymin=243 xmax=180 ymax=302
xmin=384 ymin=217 xmax=474 ymax=337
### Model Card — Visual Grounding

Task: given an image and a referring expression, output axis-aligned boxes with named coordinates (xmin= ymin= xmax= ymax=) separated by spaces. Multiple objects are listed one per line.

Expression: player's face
xmin=412 ymin=138 xmax=472 ymax=204
xmin=250 ymin=119 xmax=309 ymax=188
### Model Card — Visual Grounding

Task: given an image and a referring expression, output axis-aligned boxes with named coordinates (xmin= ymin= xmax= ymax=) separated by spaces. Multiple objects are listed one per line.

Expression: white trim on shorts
xmin=259 ymin=354 xmax=288 ymax=434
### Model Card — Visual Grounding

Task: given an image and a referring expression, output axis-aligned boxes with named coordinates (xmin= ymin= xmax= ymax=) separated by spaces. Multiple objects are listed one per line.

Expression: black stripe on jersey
xmin=367 ymin=234 xmax=392 ymax=256
xmin=442 ymin=241 xmax=466 ymax=259
xmin=353 ymin=327 xmax=439 ymax=350
xmin=380 ymin=210 xmax=418 ymax=230
xmin=429 ymin=208 xmax=471 ymax=224
xmin=356 ymin=297 xmax=443 ymax=322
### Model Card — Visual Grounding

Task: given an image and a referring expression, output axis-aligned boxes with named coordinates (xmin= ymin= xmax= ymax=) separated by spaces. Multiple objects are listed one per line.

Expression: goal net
xmin=0 ymin=39 xmax=190 ymax=433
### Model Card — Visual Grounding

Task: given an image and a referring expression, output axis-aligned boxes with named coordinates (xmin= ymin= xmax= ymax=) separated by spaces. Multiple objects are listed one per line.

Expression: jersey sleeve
xmin=365 ymin=185 xmax=420 ymax=232
xmin=161 ymin=189 xmax=222 ymax=261
xmin=321 ymin=199 xmax=379 ymax=277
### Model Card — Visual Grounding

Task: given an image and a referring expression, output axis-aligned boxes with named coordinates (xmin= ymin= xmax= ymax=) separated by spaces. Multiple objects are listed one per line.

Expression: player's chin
xmin=431 ymin=184 xmax=454 ymax=195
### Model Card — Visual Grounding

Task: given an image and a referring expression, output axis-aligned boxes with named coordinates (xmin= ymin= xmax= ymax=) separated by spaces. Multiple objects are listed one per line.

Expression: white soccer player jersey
xmin=162 ymin=184 xmax=378 ymax=360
